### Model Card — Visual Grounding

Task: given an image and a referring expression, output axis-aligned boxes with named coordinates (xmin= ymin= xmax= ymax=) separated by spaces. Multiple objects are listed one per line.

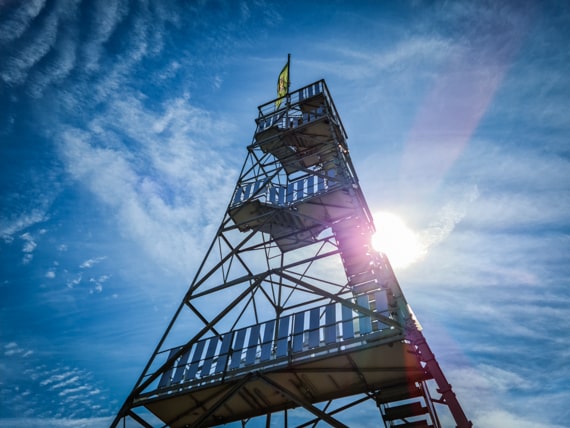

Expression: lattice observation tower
xmin=111 ymin=79 xmax=472 ymax=428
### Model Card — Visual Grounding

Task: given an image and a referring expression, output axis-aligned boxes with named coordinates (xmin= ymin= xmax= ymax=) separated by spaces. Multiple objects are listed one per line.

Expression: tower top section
xmin=229 ymin=79 xmax=374 ymax=253
xmin=255 ymin=79 xmax=348 ymax=145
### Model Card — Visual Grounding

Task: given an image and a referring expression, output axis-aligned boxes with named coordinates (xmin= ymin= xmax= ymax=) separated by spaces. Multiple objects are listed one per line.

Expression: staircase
xmin=376 ymin=381 xmax=436 ymax=427
xmin=332 ymin=218 xmax=438 ymax=427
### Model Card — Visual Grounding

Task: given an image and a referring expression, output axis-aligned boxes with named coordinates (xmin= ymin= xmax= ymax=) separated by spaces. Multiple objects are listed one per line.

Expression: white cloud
xmin=66 ymin=274 xmax=82 ymax=289
xmin=0 ymin=2 xmax=59 ymax=86
xmin=57 ymin=93 xmax=237 ymax=277
xmin=0 ymin=0 xmax=171 ymax=98
xmin=20 ymin=232 xmax=37 ymax=253
xmin=445 ymin=364 xmax=567 ymax=428
xmin=474 ymin=409 xmax=565 ymax=428
xmin=3 ymin=343 xmax=34 ymax=360
xmin=301 ymin=36 xmax=453 ymax=84
xmin=4 ymin=342 xmax=21 ymax=356
xmin=431 ymin=139 xmax=570 ymax=232
xmin=49 ymin=375 xmax=79 ymax=390
xmin=79 ymin=256 xmax=107 ymax=269
xmin=0 ymin=417 xmax=112 ymax=428
xmin=2 ymin=355 xmax=112 ymax=421
xmin=88 ymin=275 xmax=109 ymax=294
xmin=18 ymin=232 xmax=39 ymax=264
xmin=58 ymin=385 xmax=90 ymax=397
xmin=475 ymin=363 xmax=533 ymax=392
xmin=0 ymin=0 xmax=46 ymax=46
xmin=26 ymin=27 xmax=78 ymax=98
xmin=420 ymin=185 xmax=480 ymax=250
xmin=40 ymin=371 xmax=72 ymax=387
xmin=81 ymin=0 xmax=129 ymax=72
xmin=0 ymin=210 xmax=47 ymax=242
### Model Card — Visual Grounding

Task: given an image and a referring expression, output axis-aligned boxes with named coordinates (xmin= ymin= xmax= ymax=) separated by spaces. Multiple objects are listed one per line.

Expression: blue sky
xmin=1 ymin=0 xmax=569 ymax=427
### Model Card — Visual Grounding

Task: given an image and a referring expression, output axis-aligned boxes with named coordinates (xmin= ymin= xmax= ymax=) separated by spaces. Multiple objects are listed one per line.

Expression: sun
xmin=371 ymin=212 xmax=425 ymax=269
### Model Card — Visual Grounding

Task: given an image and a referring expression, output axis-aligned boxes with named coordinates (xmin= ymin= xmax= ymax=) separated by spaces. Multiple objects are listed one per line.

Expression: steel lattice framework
xmin=111 ymin=80 xmax=471 ymax=428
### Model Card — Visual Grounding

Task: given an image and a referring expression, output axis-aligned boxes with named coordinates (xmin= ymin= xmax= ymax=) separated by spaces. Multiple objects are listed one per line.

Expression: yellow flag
xmin=276 ymin=62 xmax=289 ymax=108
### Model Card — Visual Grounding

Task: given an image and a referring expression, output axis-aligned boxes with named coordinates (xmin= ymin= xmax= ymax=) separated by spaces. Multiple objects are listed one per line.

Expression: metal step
xmin=392 ymin=421 xmax=433 ymax=428
xmin=384 ymin=401 xmax=428 ymax=421
xmin=376 ymin=383 xmax=425 ymax=405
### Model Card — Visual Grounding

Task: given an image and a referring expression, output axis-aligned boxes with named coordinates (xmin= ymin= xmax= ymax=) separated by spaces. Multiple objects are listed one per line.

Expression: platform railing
xmin=230 ymin=173 xmax=332 ymax=208
xmin=255 ymin=104 xmax=326 ymax=135
xmin=151 ymin=295 xmax=396 ymax=395
xmin=255 ymin=80 xmax=347 ymax=139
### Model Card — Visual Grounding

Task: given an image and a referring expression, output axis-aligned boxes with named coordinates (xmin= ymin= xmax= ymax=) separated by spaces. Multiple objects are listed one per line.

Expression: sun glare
xmin=371 ymin=212 xmax=425 ymax=269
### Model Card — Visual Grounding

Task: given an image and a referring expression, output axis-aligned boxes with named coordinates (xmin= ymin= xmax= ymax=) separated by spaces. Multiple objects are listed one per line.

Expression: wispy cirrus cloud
xmin=57 ymin=92 xmax=237 ymax=277
xmin=0 ymin=418 xmax=111 ymax=428
xmin=455 ymin=142 xmax=570 ymax=231
xmin=80 ymin=0 xmax=129 ymax=73
xmin=0 ymin=0 xmax=258 ymax=244
xmin=0 ymin=0 xmax=65 ymax=87
xmin=419 ymin=185 xmax=480 ymax=250
xmin=0 ymin=0 xmax=46 ymax=47
xmin=0 ymin=206 xmax=50 ymax=243
xmin=447 ymin=363 xmax=567 ymax=428
xmin=1 ymin=342 xmax=113 ymax=421
xmin=3 ymin=342 xmax=34 ymax=358
xmin=0 ymin=0 xmax=135 ymax=97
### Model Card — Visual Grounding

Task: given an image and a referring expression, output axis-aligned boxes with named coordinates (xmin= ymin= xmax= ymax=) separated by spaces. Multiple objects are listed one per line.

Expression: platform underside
xmin=142 ymin=340 xmax=425 ymax=427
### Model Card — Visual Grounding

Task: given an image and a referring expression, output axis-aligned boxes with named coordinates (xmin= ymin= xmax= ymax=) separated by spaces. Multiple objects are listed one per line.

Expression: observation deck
xmin=140 ymin=270 xmax=426 ymax=427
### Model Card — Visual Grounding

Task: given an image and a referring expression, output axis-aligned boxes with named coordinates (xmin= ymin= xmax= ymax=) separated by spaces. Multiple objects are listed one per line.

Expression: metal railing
xmin=255 ymin=80 xmax=347 ymax=139
xmin=152 ymin=295 xmax=396 ymax=395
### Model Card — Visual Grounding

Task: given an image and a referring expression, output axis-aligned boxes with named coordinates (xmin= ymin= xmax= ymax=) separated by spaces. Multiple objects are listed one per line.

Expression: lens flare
xmin=372 ymin=212 xmax=425 ymax=269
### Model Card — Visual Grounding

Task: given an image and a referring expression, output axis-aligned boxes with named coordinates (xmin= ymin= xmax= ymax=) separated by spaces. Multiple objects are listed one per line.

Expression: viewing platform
xmin=139 ymin=290 xmax=423 ymax=427
xmin=253 ymin=80 xmax=347 ymax=176
xmin=228 ymin=172 xmax=360 ymax=252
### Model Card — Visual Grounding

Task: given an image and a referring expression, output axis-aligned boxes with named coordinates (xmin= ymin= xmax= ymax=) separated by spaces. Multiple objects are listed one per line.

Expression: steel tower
xmin=111 ymin=80 xmax=472 ymax=428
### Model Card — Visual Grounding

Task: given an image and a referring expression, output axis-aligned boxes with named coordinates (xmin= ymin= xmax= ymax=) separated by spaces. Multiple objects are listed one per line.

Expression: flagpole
xmin=287 ymin=53 xmax=291 ymax=95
